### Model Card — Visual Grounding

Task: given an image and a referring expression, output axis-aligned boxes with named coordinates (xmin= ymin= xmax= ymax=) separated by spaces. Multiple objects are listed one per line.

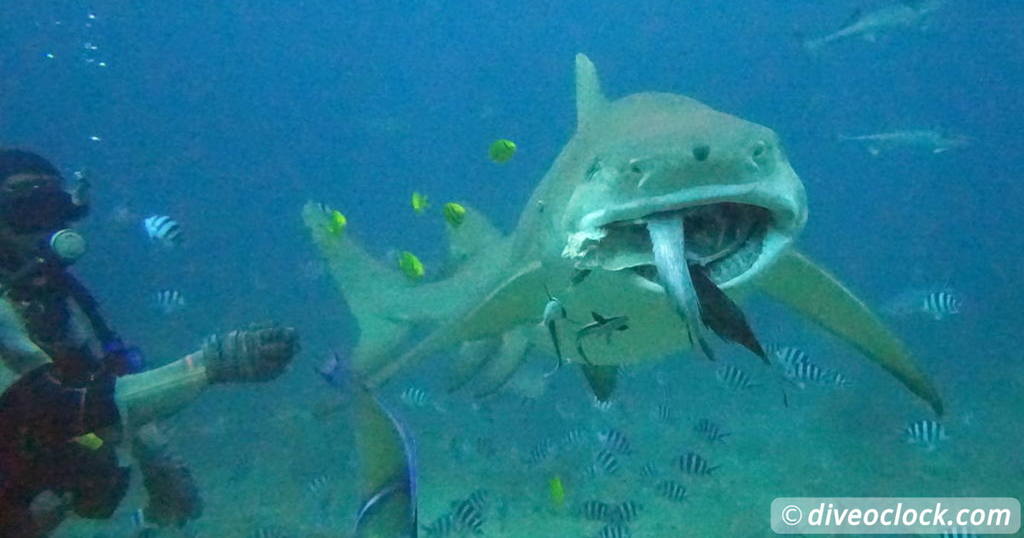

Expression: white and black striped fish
xmin=307 ymin=475 xmax=329 ymax=495
xmin=638 ymin=462 xmax=659 ymax=478
xmin=592 ymin=397 xmax=614 ymax=412
xmin=655 ymin=480 xmax=688 ymax=502
xmin=679 ymin=451 xmax=718 ymax=476
xmin=598 ymin=428 xmax=632 ymax=454
xmin=596 ymin=522 xmax=631 ymax=538
xmin=463 ymin=489 xmax=490 ymax=513
xmin=784 ymin=359 xmax=831 ymax=389
xmin=767 ymin=345 xmax=810 ymax=370
xmin=143 ymin=215 xmax=182 ymax=247
xmin=694 ymin=418 xmax=730 ymax=443
xmin=155 ymin=289 xmax=186 ymax=314
xmin=905 ymin=419 xmax=948 ymax=449
xmin=561 ymin=428 xmax=589 ymax=448
xmin=829 ymin=370 xmax=852 ymax=388
xmin=592 ymin=449 xmax=620 ymax=475
xmin=654 ymin=403 xmax=673 ymax=422
xmin=422 ymin=513 xmax=456 ymax=537
xmin=940 ymin=526 xmax=978 ymax=538
xmin=613 ymin=500 xmax=642 ymax=523
xmin=452 ymin=498 xmax=484 ymax=534
xmin=578 ymin=500 xmax=614 ymax=522
xmin=525 ymin=438 xmax=557 ymax=464
xmin=716 ymin=365 xmax=758 ymax=390
xmin=400 ymin=386 xmax=430 ymax=407
xmin=922 ymin=291 xmax=962 ymax=320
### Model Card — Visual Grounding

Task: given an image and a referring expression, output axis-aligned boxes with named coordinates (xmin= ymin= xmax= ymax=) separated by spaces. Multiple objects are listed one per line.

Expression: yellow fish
xmin=443 ymin=202 xmax=467 ymax=227
xmin=411 ymin=192 xmax=429 ymax=213
xmin=488 ymin=139 xmax=517 ymax=163
xmin=326 ymin=209 xmax=347 ymax=235
xmin=72 ymin=432 xmax=104 ymax=451
xmin=397 ymin=251 xmax=425 ymax=281
xmin=548 ymin=475 xmax=566 ymax=509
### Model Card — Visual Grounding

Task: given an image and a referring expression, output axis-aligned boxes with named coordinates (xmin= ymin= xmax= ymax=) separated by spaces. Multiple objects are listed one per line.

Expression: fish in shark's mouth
xmin=564 ymin=202 xmax=772 ymax=359
xmin=564 ymin=202 xmax=771 ymax=286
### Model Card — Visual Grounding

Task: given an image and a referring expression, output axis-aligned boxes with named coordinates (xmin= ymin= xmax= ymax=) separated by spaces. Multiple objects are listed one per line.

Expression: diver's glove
xmin=200 ymin=323 xmax=299 ymax=383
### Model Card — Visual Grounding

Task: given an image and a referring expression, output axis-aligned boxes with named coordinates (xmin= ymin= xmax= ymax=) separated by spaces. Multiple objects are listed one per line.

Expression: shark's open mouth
xmin=563 ymin=202 xmax=773 ymax=287
xmin=563 ymin=200 xmax=777 ymax=361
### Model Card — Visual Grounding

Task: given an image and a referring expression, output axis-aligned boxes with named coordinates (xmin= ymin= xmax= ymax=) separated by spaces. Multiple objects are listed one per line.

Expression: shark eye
xmin=692 ymin=144 xmax=710 ymax=161
xmin=628 ymin=159 xmax=643 ymax=175
xmin=752 ymin=140 xmax=767 ymax=158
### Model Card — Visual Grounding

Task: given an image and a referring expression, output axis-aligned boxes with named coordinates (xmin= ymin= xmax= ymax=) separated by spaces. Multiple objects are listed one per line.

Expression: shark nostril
xmin=692 ymin=144 xmax=710 ymax=161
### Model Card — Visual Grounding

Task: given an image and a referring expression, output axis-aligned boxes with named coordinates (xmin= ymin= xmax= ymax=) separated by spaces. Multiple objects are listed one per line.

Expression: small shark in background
xmin=839 ymin=129 xmax=971 ymax=156
xmin=803 ymin=0 xmax=946 ymax=52
xmin=317 ymin=352 xmax=418 ymax=538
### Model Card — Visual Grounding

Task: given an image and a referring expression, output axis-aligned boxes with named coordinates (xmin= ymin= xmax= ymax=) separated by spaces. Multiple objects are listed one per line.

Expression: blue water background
xmin=1 ymin=0 xmax=1022 ymax=534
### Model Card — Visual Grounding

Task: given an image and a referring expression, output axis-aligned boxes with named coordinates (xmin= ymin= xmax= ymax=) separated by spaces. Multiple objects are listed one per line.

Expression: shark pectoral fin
xmin=443 ymin=203 xmax=503 ymax=270
xmin=758 ymin=249 xmax=943 ymax=415
xmin=352 ymin=384 xmax=417 ymax=538
xmin=580 ymin=364 xmax=619 ymax=402
xmin=471 ymin=327 xmax=531 ymax=398
xmin=365 ymin=261 xmax=545 ymax=387
xmin=448 ymin=338 xmax=500 ymax=393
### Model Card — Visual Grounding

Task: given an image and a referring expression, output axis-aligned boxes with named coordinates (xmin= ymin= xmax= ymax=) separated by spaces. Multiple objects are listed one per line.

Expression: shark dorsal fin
xmin=591 ymin=311 xmax=607 ymax=323
xmin=575 ymin=53 xmax=608 ymax=132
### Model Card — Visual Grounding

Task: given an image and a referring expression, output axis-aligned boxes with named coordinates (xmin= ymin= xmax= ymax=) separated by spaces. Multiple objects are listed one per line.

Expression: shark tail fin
xmin=758 ymin=249 xmax=943 ymax=415
xmin=302 ymin=201 xmax=416 ymax=376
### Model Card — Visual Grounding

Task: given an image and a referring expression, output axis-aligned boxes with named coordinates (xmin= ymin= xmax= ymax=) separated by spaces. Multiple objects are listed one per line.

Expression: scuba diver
xmin=0 ymin=149 xmax=300 ymax=537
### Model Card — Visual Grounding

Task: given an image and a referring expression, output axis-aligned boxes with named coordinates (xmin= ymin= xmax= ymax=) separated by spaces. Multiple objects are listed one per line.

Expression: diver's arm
xmin=0 ymin=297 xmax=51 ymax=377
xmin=114 ymin=353 xmax=208 ymax=430
xmin=114 ymin=324 xmax=298 ymax=428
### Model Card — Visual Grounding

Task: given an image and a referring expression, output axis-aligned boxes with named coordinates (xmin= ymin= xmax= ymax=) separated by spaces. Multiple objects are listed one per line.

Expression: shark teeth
xmin=563 ymin=203 xmax=769 ymax=285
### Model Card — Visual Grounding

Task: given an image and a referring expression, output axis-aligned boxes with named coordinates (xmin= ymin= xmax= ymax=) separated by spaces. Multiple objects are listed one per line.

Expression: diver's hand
xmin=201 ymin=323 xmax=299 ymax=383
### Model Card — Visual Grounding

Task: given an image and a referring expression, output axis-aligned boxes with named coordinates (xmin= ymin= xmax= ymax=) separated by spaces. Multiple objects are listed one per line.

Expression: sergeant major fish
xmin=143 ymin=215 xmax=182 ymax=247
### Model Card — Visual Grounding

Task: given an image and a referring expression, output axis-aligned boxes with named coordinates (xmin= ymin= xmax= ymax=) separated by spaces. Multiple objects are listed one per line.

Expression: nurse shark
xmin=303 ymin=54 xmax=943 ymax=415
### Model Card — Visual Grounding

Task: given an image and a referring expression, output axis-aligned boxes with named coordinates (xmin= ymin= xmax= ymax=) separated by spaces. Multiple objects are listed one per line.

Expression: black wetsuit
xmin=0 ymin=266 xmax=127 ymax=537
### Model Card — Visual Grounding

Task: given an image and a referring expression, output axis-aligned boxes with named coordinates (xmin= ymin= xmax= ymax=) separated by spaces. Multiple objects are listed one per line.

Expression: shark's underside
xmin=303 ymin=54 xmax=943 ymax=416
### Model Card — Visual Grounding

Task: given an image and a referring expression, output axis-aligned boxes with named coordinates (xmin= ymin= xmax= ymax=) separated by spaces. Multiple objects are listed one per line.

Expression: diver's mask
xmin=0 ymin=177 xmax=90 ymax=266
